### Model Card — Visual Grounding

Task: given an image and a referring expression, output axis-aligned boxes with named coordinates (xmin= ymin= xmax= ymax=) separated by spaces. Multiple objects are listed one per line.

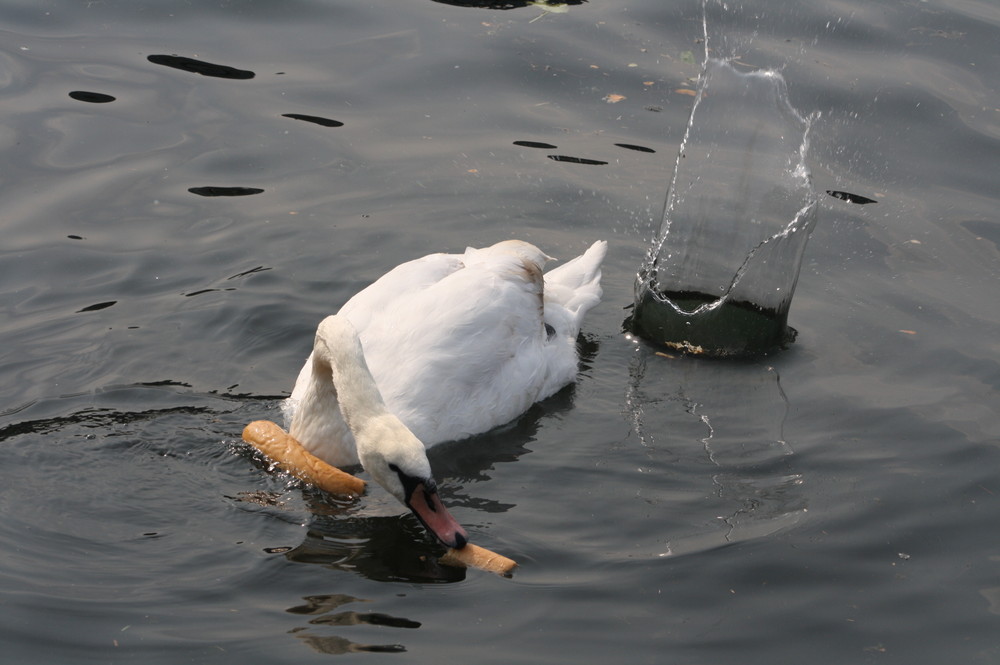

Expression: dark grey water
xmin=2 ymin=1 xmax=999 ymax=663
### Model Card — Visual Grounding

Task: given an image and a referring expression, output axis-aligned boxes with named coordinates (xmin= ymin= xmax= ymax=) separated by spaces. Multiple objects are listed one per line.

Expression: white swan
xmin=283 ymin=239 xmax=607 ymax=547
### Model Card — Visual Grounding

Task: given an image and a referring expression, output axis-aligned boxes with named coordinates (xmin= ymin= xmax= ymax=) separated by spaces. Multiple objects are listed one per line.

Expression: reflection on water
xmin=624 ymin=341 xmax=806 ymax=555
xmin=281 ymin=113 xmax=345 ymax=128
xmin=430 ymin=0 xmax=587 ymax=8
xmin=547 ymin=154 xmax=608 ymax=166
xmin=513 ymin=137 xmax=659 ymax=168
xmin=284 ymin=520 xmax=468 ymax=584
xmin=188 ymin=186 xmax=265 ymax=197
xmin=3 ymin=0 xmax=1000 ymax=661
xmin=146 ymin=54 xmax=256 ymax=80
xmin=287 ymin=594 xmax=417 ymax=654
xmin=68 ymin=90 xmax=116 ymax=104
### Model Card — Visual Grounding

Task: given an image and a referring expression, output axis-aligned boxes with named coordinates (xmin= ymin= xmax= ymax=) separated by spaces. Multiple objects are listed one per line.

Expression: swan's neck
xmin=311 ymin=315 xmax=432 ymax=496
xmin=312 ymin=315 xmax=387 ymax=435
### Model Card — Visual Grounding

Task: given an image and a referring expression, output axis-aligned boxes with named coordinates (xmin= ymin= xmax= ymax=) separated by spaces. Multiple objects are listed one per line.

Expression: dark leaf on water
xmin=282 ymin=113 xmax=344 ymax=127
xmin=188 ymin=186 xmax=265 ymax=197
xmin=68 ymin=90 xmax=116 ymax=103
xmin=77 ymin=301 xmax=117 ymax=313
xmin=147 ymin=54 xmax=255 ymax=80
xmin=547 ymin=155 xmax=608 ymax=166
xmin=826 ymin=190 xmax=878 ymax=205
xmin=614 ymin=143 xmax=656 ymax=153
xmin=513 ymin=140 xmax=558 ymax=149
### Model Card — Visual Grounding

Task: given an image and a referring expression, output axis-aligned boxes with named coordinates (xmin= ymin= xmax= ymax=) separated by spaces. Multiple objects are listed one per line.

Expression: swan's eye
xmin=422 ymin=487 xmax=439 ymax=513
xmin=390 ymin=463 xmax=422 ymax=498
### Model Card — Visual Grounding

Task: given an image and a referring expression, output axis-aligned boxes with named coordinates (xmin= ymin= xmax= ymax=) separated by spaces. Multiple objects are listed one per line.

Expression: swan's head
xmin=356 ymin=414 xmax=468 ymax=550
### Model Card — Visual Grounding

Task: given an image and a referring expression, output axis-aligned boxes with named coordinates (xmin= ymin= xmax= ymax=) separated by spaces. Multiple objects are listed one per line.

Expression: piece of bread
xmin=439 ymin=542 xmax=518 ymax=575
xmin=242 ymin=420 xmax=366 ymax=497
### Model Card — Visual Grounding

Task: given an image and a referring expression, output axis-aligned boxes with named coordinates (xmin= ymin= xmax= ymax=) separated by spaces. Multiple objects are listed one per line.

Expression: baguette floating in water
xmin=242 ymin=420 xmax=366 ymax=497
xmin=439 ymin=542 xmax=518 ymax=575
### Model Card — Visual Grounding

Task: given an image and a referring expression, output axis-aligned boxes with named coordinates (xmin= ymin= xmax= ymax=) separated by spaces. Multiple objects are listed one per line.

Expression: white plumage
xmin=283 ymin=239 xmax=606 ymax=468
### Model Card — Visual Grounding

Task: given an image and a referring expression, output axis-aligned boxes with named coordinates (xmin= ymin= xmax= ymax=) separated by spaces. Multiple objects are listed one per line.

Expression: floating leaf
xmin=603 ymin=93 xmax=626 ymax=103
xmin=675 ymin=88 xmax=697 ymax=96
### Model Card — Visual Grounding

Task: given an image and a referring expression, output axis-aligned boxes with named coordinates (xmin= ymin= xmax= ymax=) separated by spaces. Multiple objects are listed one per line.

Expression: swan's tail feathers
xmin=543 ymin=240 xmax=607 ymax=318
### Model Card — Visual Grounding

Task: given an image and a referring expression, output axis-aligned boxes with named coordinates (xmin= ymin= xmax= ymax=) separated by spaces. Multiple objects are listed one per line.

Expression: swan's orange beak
xmin=406 ymin=482 xmax=468 ymax=549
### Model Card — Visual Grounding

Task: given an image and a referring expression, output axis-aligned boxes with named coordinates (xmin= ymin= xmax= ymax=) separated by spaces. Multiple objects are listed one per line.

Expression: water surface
xmin=2 ymin=1 xmax=999 ymax=663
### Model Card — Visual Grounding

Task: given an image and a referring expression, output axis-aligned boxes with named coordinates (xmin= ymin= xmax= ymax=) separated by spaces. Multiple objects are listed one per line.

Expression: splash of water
xmin=627 ymin=8 xmax=819 ymax=356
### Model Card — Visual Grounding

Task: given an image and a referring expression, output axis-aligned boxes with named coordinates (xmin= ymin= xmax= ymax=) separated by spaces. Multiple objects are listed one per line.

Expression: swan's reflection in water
xmin=285 ymin=513 xmax=468 ymax=583
xmin=287 ymin=594 xmax=417 ymax=654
